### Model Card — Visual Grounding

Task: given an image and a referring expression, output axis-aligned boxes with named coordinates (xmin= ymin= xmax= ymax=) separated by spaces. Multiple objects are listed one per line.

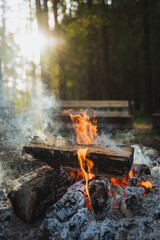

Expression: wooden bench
xmin=60 ymin=100 xmax=133 ymax=130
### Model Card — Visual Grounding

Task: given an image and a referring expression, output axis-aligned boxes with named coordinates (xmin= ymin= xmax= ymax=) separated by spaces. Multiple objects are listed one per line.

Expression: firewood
xmin=23 ymin=136 xmax=134 ymax=178
xmin=7 ymin=166 xmax=75 ymax=222
xmin=131 ymin=164 xmax=151 ymax=178
xmin=89 ymin=178 xmax=111 ymax=219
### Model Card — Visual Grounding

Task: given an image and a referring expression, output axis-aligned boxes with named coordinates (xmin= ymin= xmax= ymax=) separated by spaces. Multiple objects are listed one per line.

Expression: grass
xmin=133 ymin=112 xmax=152 ymax=129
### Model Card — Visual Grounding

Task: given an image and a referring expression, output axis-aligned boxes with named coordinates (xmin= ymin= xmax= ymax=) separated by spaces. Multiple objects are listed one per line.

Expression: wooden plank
xmin=60 ymin=100 xmax=129 ymax=108
xmin=23 ymin=137 xmax=134 ymax=178
xmin=63 ymin=110 xmax=129 ymax=117
xmin=96 ymin=111 xmax=129 ymax=117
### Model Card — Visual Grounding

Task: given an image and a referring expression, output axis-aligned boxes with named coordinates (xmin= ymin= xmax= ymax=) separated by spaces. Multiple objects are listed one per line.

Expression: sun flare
xmin=16 ymin=31 xmax=48 ymax=64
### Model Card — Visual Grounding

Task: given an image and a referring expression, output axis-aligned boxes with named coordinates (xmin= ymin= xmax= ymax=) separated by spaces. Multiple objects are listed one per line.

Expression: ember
xmin=140 ymin=180 xmax=153 ymax=189
xmin=111 ymin=170 xmax=153 ymax=196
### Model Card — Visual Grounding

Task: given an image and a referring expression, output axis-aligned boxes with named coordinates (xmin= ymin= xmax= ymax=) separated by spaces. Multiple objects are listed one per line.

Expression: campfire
xmin=62 ymin=109 xmax=154 ymax=204
xmin=5 ymin=109 xmax=158 ymax=226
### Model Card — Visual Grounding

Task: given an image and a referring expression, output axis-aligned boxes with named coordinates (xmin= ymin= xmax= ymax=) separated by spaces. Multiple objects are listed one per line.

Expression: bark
xmin=7 ymin=166 xmax=75 ymax=222
xmin=35 ymin=0 xmax=42 ymax=30
xmin=43 ymin=0 xmax=49 ymax=31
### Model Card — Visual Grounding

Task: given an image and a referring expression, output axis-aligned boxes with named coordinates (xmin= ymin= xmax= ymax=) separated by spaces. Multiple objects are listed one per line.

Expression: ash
xmin=43 ymin=181 xmax=160 ymax=240
xmin=0 ymin=145 xmax=160 ymax=239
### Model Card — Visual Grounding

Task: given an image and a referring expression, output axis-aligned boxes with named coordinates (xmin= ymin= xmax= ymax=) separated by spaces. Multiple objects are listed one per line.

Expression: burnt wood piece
xmin=131 ymin=164 xmax=151 ymax=178
xmin=89 ymin=178 xmax=111 ymax=219
xmin=7 ymin=166 xmax=75 ymax=222
xmin=23 ymin=137 xmax=134 ymax=178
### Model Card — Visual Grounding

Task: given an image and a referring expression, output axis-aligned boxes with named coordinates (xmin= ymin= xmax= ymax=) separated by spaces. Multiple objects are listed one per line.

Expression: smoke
xmin=0 ymin=87 xmax=61 ymax=151
xmin=99 ymin=132 xmax=129 ymax=154
xmin=132 ymin=144 xmax=160 ymax=177
xmin=100 ymin=132 xmax=160 ymax=177
xmin=133 ymin=145 xmax=157 ymax=166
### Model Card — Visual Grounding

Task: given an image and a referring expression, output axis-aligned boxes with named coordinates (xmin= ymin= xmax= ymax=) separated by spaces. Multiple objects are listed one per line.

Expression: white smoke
xmin=0 ymin=87 xmax=61 ymax=151
xmin=132 ymin=144 xmax=160 ymax=177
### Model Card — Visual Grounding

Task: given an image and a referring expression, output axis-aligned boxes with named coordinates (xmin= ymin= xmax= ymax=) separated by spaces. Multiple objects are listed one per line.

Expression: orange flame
xmin=65 ymin=109 xmax=98 ymax=201
xmin=78 ymin=148 xmax=94 ymax=198
xmin=140 ymin=180 xmax=153 ymax=188
xmin=63 ymin=109 xmax=99 ymax=145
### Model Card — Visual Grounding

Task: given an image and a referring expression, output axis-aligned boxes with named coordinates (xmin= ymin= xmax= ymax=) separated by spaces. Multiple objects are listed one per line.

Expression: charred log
xmin=7 ymin=166 xmax=75 ymax=222
xmin=89 ymin=178 xmax=111 ymax=219
xmin=23 ymin=136 xmax=134 ymax=178
xmin=131 ymin=164 xmax=151 ymax=178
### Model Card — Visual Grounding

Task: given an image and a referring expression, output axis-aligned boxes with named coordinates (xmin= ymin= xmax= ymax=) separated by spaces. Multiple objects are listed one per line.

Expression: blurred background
xmin=0 ymin=0 xmax=160 ymax=125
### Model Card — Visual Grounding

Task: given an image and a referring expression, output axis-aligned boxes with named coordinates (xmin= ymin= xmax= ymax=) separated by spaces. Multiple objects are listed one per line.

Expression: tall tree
xmin=52 ymin=0 xmax=59 ymax=31
xmin=143 ymin=0 xmax=152 ymax=113
xmin=35 ymin=0 xmax=51 ymax=91
xmin=99 ymin=0 xmax=110 ymax=99
xmin=87 ymin=0 xmax=96 ymax=100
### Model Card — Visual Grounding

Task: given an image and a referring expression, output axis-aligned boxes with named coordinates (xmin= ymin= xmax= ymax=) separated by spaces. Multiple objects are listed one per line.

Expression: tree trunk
xmin=99 ymin=0 xmax=110 ymax=99
xmin=143 ymin=0 xmax=152 ymax=113
xmin=35 ymin=0 xmax=51 ymax=91
xmin=87 ymin=0 xmax=96 ymax=100
xmin=52 ymin=0 xmax=59 ymax=31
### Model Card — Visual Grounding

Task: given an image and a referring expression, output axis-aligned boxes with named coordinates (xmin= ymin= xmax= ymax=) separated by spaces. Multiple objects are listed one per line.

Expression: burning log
xmin=89 ymin=178 xmax=111 ymax=219
xmin=7 ymin=166 xmax=75 ymax=222
xmin=23 ymin=137 xmax=134 ymax=178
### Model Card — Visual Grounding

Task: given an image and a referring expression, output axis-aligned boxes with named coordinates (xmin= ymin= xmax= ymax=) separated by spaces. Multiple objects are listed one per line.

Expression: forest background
xmin=0 ymin=0 xmax=160 ymax=123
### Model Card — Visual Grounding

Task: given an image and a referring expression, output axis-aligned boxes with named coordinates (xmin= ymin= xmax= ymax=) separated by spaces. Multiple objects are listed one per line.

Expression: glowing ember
xmin=140 ymin=180 xmax=153 ymax=189
xmin=111 ymin=170 xmax=153 ymax=195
